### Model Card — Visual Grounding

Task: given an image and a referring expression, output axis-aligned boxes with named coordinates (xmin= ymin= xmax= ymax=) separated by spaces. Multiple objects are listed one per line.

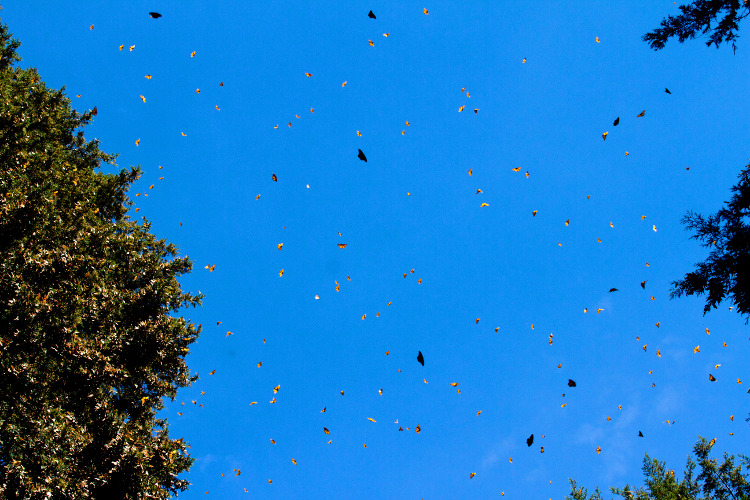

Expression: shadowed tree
xmin=568 ymin=437 xmax=750 ymax=499
xmin=0 ymin=23 xmax=201 ymax=498
xmin=644 ymin=0 xmax=750 ymax=52
xmin=670 ymin=163 xmax=750 ymax=323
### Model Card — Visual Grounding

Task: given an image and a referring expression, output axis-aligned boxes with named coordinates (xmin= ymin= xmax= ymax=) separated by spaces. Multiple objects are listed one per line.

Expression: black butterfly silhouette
xmin=368 ymin=10 xmax=376 ymax=19
xmin=613 ymin=117 xmax=619 ymax=126
xmin=149 ymin=12 xmax=162 ymax=19
xmin=641 ymin=280 xmax=647 ymax=289
xmin=665 ymin=88 xmax=671 ymax=94
xmin=638 ymin=431 xmax=644 ymax=437
xmin=526 ymin=434 xmax=534 ymax=446
xmin=608 ymin=288 xmax=618 ymax=292
xmin=568 ymin=379 xmax=576 ymax=387
xmin=358 ymin=149 xmax=367 ymax=162
xmin=417 ymin=351 xmax=424 ymax=366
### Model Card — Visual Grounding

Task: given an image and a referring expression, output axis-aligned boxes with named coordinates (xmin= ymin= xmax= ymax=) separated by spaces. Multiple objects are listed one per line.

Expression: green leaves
xmin=570 ymin=437 xmax=750 ymax=500
xmin=0 ymin=21 xmax=199 ymax=498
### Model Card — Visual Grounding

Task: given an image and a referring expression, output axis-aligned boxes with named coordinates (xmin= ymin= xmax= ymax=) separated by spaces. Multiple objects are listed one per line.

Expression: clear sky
xmin=5 ymin=1 xmax=750 ymax=498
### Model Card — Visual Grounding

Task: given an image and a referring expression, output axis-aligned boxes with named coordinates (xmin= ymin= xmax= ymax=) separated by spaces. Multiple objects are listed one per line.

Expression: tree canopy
xmin=644 ymin=0 xmax=750 ymax=51
xmin=568 ymin=437 xmax=750 ymax=499
xmin=670 ymin=163 xmax=750 ymax=322
xmin=0 ymin=22 xmax=201 ymax=499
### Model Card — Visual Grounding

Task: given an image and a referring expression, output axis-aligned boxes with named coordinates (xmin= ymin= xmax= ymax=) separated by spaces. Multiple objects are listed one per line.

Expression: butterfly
xmin=324 ymin=428 xmax=330 ymax=434
xmin=305 ymin=72 xmax=313 ymax=77
xmin=190 ymin=51 xmax=196 ymax=57
xmin=337 ymin=244 xmax=347 ymax=248
xmin=470 ymin=473 xmax=476 ymax=479
xmin=613 ymin=117 xmax=619 ymax=126
xmin=358 ymin=149 xmax=367 ymax=162
xmin=709 ymin=374 xmax=716 ymax=381
xmin=272 ymin=173 xmax=277 ymax=182
xmin=641 ymin=280 xmax=647 ymax=289
xmin=595 ymin=36 xmax=600 ymax=43
xmin=609 ymin=288 xmax=618 ymax=292
xmin=638 ymin=431 xmax=644 ymax=437
xmin=149 ymin=12 xmax=162 ymax=18
xmin=526 ymin=434 xmax=534 ymax=446
xmin=417 ymin=351 xmax=424 ymax=366
xmin=602 ymin=131 xmax=608 ymax=141
xmin=637 ymin=110 xmax=646 ymax=117
xmin=368 ymin=10 xmax=376 ymax=18
xmin=145 ymin=75 xmax=152 ymax=79
xmin=369 ymin=40 xmax=374 ymax=46
xmin=568 ymin=379 xmax=576 ymax=387
xmin=665 ymin=88 xmax=671 ymax=94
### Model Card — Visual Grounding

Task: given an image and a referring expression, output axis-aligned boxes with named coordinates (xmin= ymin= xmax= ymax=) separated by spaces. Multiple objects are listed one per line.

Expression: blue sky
xmin=5 ymin=1 xmax=750 ymax=498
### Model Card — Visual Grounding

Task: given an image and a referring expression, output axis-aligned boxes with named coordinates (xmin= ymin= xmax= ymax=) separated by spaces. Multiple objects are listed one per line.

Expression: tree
xmin=670 ymin=163 xmax=750 ymax=323
xmin=0 ymin=23 xmax=202 ymax=499
xmin=567 ymin=437 xmax=750 ymax=499
xmin=643 ymin=1 xmax=750 ymax=52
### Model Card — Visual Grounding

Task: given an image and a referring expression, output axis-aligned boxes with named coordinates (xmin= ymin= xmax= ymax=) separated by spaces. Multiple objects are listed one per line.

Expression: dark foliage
xmin=643 ymin=0 xmax=750 ymax=52
xmin=0 ymin=23 xmax=201 ymax=498
xmin=671 ymin=163 xmax=750 ymax=322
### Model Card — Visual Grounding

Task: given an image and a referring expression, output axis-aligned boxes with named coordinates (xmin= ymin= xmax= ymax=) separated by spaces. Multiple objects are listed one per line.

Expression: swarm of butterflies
xmin=80 ymin=8 xmax=743 ymax=496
